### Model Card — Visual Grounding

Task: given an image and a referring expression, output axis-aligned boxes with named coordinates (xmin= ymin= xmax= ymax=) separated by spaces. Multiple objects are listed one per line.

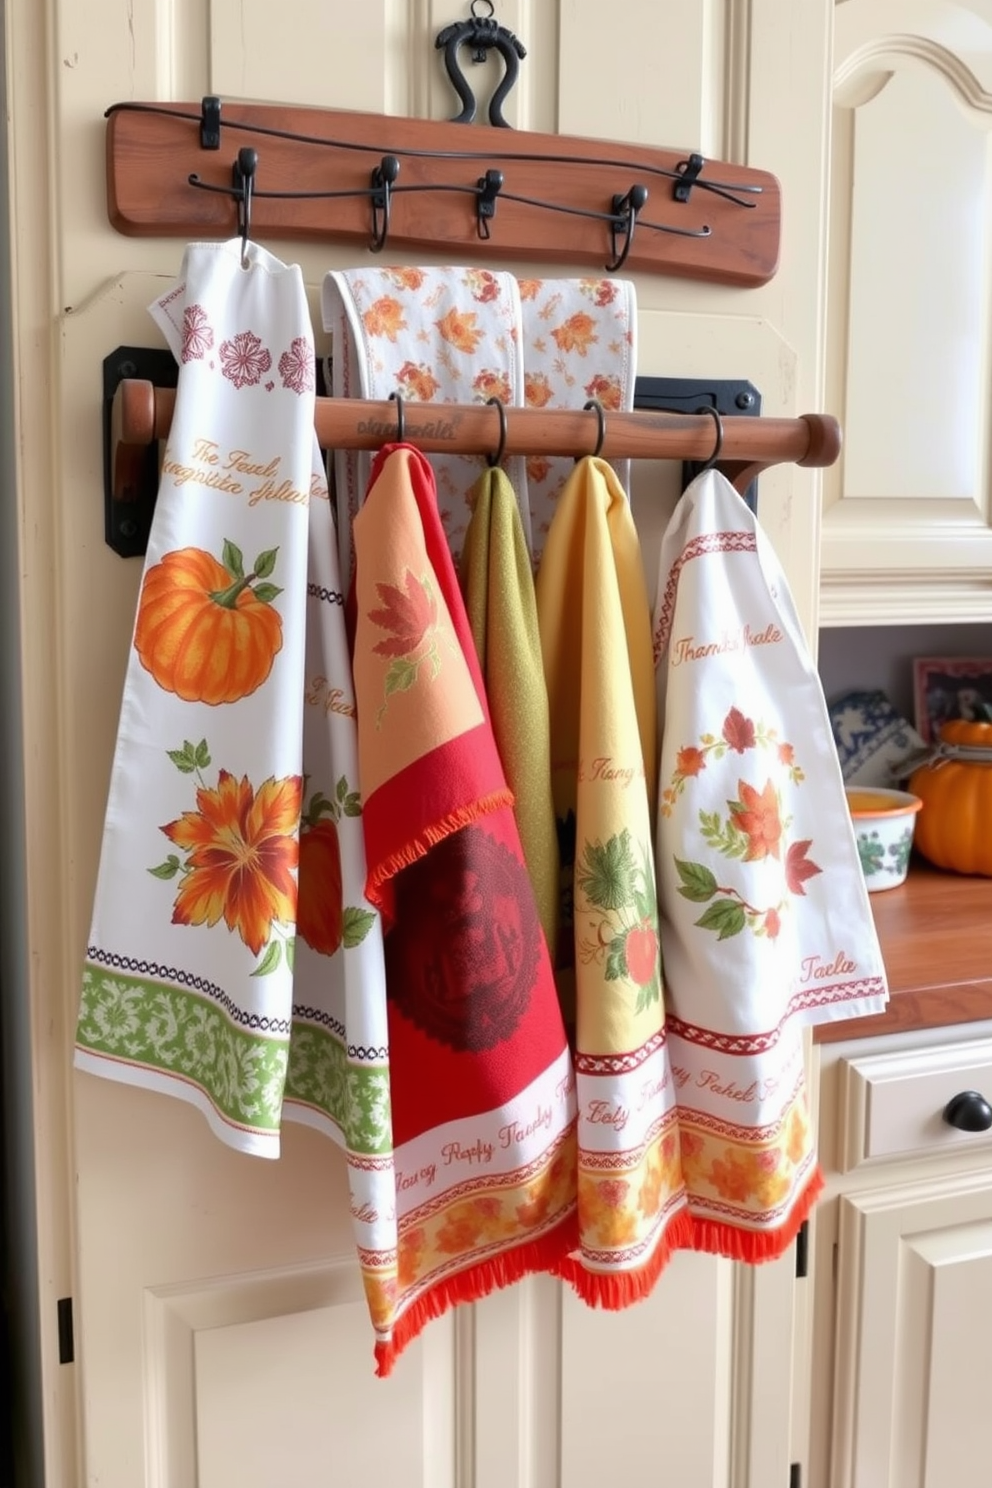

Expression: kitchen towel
xmin=459 ymin=463 xmax=560 ymax=954
xmin=536 ymin=455 xmax=692 ymax=1303
xmin=75 ymin=240 xmax=398 ymax=1356
xmin=352 ymin=442 xmax=577 ymax=1376
xmin=653 ymin=468 xmax=888 ymax=1256
xmin=517 ymin=275 xmax=637 ymax=559
xmin=322 ymin=265 xmax=529 ymax=578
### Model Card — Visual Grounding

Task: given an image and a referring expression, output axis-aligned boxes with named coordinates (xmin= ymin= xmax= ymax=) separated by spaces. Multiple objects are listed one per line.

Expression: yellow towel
xmin=536 ymin=455 xmax=691 ymax=1304
xmin=460 ymin=465 xmax=559 ymax=955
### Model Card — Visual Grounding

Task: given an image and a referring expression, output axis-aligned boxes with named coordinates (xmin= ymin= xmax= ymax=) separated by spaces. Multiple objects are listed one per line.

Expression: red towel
xmin=352 ymin=444 xmax=577 ymax=1375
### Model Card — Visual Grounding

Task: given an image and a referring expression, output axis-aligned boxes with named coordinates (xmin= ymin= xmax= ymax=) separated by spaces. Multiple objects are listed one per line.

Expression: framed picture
xmin=912 ymin=657 xmax=992 ymax=744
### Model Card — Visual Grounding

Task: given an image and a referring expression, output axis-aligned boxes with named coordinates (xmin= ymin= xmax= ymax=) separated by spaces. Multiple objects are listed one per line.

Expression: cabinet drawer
xmin=840 ymin=1035 xmax=992 ymax=1171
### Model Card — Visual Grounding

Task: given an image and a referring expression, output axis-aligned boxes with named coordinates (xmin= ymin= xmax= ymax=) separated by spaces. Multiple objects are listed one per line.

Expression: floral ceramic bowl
xmin=845 ymin=787 xmax=923 ymax=892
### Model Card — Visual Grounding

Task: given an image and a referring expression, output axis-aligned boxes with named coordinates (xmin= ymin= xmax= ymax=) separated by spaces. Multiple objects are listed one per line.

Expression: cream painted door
xmin=831 ymin=1172 xmax=992 ymax=1487
xmin=821 ymin=0 xmax=992 ymax=625
xmin=7 ymin=2 xmax=833 ymax=1484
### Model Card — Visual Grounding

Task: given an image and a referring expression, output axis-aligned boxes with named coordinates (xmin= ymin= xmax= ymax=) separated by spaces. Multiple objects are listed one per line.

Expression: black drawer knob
xmin=943 ymin=1090 xmax=992 ymax=1132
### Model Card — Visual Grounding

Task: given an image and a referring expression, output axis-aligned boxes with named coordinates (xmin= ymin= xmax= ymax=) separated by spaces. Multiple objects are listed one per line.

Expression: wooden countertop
xmin=815 ymin=859 xmax=992 ymax=1043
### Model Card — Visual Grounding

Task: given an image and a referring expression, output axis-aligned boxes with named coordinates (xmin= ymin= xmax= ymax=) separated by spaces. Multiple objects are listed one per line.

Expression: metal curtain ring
xmin=696 ymin=404 xmax=724 ymax=471
xmin=389 ymin=390 xmax=406 ymax=442
xmin=583 ymin=397 xmax=606 ymax=457
xmin=486 ymin=396 xmax=508 ymax=467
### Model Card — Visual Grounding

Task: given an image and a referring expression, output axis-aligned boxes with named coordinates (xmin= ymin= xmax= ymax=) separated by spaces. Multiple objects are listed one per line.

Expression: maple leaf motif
xmin=368 ymin=570 xmax=437 ymax=658
xmin=436 ymin=308 xmax=484 ymax=354
xmin=785 ymin=839 xmax=822 ymax=896
xmin=722 ymin=707 xmax=756 ymax=753
xmin=730 ymin=778 xmax=783 ymax=861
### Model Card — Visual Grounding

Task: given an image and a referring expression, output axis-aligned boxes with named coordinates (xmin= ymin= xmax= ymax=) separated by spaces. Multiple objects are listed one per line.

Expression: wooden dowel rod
xmin=114 ymin=378 xmax=841 ymax=471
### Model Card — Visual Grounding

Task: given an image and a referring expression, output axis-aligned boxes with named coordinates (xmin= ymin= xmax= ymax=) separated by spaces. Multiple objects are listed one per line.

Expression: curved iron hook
xmin=389 ymin=391 xmax=406 ymax=443
xmin=234 ymin=147 xmax=257 ymax=266
xmin=435 ymin=14 xmax=527 ymax=128
xmin=486 ymin=396 xmax=508 ymax=467
xmin=606 ymin=184 xmax=648 ymax=272
xmin=696 ymin=405 xmax=724 ymax=473
xmin=583 ymin=398 xmax=606 ymax=458
xmin=369 ymin=155 xmax=400 ymax=252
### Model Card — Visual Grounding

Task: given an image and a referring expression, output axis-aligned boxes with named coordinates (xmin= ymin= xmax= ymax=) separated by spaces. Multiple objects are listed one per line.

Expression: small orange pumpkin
xmin=909 ymin=719 xmax=992 ymax=877
xmin=296 ymin=817 xmax=343 ymax=957
xmin=134 ymin=542 xmax=282 ymax=705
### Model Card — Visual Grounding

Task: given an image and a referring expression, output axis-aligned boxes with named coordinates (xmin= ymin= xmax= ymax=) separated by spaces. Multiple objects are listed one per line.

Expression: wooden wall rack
xmin=105 ymin=99 xmax=782 ymax=286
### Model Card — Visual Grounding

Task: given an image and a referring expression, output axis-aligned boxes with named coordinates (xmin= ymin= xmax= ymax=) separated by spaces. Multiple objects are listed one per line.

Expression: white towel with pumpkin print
xmin=75 ymin=242 xmax=393 ymax=1260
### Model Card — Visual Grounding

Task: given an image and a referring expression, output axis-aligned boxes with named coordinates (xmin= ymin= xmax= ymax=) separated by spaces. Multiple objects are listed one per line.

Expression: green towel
xmin=460 ymin=468 xmax=560 ymax=957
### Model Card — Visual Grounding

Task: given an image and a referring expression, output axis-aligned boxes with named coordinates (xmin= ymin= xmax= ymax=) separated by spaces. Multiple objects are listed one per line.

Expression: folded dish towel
xmin=536 ymin=455 xmax=692 ymax=1302
xmin=517 ymin=276 xmax=637 ymax=558
xmin=352 ymin=442 xmax=577 ymax=1375
xmin=652 ymin=469 xmax=888 ymax=1256
xmin=322 ymin=266 xmax=529 ymax=577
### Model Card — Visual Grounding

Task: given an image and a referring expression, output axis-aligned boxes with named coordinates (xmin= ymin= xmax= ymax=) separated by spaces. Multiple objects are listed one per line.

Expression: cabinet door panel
xmin=832 ymin=1170 xmax=992 ymax=1487
xmin=822 ymin=1 xmax=992 ymax=623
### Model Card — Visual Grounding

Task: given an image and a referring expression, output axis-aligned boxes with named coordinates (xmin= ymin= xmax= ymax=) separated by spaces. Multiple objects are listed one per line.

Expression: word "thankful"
xmin=671 ymin=623 xmax=782 ymax=666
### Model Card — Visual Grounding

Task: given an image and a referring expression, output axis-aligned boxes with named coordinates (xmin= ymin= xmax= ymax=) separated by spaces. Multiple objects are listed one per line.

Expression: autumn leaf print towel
xmin=652 ymin=468 xmax=888 ymax=1258
xmin=536 ymin=456 xmax=693 ymax=1305
xmin=352 ymin=444 xmax=577 ymax=1377
xmin=322 ymin=266 xmax=529 ymax=577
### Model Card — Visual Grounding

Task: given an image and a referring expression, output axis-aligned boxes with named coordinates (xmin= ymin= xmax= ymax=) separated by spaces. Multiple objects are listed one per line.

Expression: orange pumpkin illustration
xmin=134 ymin=542 xmax=283 ymax=704
xmin=296 ymin=816 xmax=344 ymax=957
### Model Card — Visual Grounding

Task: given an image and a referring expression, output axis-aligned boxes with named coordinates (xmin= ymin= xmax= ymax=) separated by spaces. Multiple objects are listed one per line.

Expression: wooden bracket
xmin=105 ymin=100 xmax=781 ymax=286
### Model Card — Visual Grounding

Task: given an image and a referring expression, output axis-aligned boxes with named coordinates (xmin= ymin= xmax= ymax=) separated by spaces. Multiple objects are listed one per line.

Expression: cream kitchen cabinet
xmin=820 ymin=0 xmax=992 ymax=625
xmin=807 ymin=1024 xmax=992 ymax=1487
xmin=4 ymin=1 xmax=834 ymax=1485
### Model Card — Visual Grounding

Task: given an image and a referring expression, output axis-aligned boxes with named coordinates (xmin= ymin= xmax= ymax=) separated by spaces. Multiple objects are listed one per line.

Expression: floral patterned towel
xmin=76 ymin=241 xmax=397 ymax=1353
xmin=321 ymin=266 xmax=529 ymax=578
xmin=536 ymin=456 xmax=692 ymax=1304
xmin=352 ymin=444 xmax=577 ymax=1376
xmin=652 ymin=469 xmax=888 ymax=1257
xmin=517 ymin=276 xmax=637 ymax=560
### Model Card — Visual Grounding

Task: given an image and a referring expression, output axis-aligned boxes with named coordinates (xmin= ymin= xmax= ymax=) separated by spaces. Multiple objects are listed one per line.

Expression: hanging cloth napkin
xmin=75 ymin=241 xmax=399 ymax=1353
xmin=322 ymin=266 xmax=529 ymax=577
xmin=352 ymin=442 xmax=577 ymax=1376
xmin=517 ymin=276 xmax=638 ymax=560
xmin=653 ymin=469 xmax=888 ymax=1257
xmin=536 ymin=456 xmax=692 ymax=1304
xmin=459 ymin=464 xmax=559 ymax=956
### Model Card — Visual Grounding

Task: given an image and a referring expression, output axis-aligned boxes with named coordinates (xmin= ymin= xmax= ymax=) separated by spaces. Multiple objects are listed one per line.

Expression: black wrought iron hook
xmin=435 ymin=5 xmax=527 ymax=128
xmin=486 ymin=396 xmax=507 ymax=467
xmin=696 ymin=405 xmax=724 ymax=473
xmin=476 ymin=169 xmax=504 ymax=239
xmin=606 ymin=184 xmax=648 ymax=272
xmin=583 ymin=398 xmax=607 ymax=458
xmin=233 ymin=147 xmax=257 ymax=266
xmin=389 ymin=390 xmax=406 ymax=442
xmin=369 ymin=154 xmax=400 ymax=253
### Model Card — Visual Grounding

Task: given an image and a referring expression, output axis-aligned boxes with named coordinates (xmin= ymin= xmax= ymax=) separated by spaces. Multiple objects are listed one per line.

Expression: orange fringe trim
xmin=686 ymin=1163 xmax=825 ymax=1264
xmin=553 ymin=1204 xmax=696 ymax=1310
xmin=365 ymin=788 xmax=515 ymax=916
xmin=374 ymin=1212 xmax=578 ymax=1378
